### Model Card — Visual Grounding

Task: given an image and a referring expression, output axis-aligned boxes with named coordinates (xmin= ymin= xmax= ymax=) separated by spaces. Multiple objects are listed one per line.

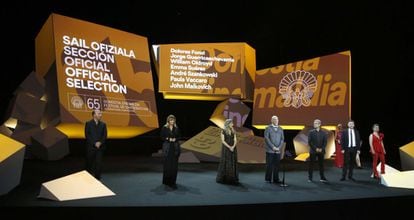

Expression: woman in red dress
xmin=369 ymin=124 xmax=386 ymax=178
xmin=334 ymin=124 xmax=344 ymax=168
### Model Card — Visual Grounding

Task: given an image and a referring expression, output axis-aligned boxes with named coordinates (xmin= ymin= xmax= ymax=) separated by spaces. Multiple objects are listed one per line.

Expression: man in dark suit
xmin=340 ymin=120 xmax=361 ymax=181
xmin=85 ymin=109 xmax=107 ymax=180
xmin=308 ymin=119 xmax=328 ymax=182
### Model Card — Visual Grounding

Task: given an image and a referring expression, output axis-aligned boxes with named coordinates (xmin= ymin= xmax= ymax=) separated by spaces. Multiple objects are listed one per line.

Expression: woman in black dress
xmin=161 ymin=115 xmax=181 ymax=187
xmin=216 ymin=119 xmax=239 ymax=185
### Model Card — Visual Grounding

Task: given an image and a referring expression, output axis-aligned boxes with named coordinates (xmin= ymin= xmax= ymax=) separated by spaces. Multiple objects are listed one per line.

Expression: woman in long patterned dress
xmin=216 ymin=119 xmax=239 ymax=185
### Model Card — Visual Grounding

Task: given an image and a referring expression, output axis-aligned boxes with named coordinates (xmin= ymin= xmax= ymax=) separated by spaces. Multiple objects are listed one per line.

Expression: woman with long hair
xmin=160 ymin=114 xmax=181 ymax=187
xmin=216 ymin=119 xmax=239 ymax=185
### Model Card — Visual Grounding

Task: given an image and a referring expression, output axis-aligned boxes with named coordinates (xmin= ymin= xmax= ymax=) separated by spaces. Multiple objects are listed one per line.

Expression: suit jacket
xmin=341 ymin=128 xmax=361 ymax=151
xmin=264 ymin=124 xmax=284 ymax=153
xmin=85 ymin=119 xmax=107 ymax=149
xmin=308 ymin=129 xmax=327 ymax=154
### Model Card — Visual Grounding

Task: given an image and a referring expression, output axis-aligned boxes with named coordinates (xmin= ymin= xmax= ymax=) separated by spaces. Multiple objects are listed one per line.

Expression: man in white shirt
xmin=340 ymin=120 xmax=361 ymax=181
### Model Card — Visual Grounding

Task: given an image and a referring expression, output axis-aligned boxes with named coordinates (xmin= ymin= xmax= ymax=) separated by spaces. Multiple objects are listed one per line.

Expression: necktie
xmin=350 ymin=129 xmax=354 ymax=147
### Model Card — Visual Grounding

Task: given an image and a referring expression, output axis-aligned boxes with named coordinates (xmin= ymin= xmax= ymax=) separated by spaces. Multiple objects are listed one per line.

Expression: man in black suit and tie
xmin=85 ymin=109 xmax=107 ymax=180
xmin=340 ymin=120 xmax=361 ymax=181
xmin=308 ymin=119 xmax=328 ymax=182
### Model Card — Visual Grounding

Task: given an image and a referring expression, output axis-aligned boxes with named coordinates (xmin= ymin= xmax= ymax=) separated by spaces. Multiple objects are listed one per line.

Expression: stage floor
xmin=1 ymin=155 xmax=413 ymax=208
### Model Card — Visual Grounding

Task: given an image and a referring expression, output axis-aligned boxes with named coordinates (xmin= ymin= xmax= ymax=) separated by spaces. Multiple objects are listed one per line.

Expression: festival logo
xmin=253 ymin=51 xmax=351 ymax=129
xmin=70 ymin=95 xmax=84 ymax=109
xmin=279 ymin=70 xmax=317 ymax=108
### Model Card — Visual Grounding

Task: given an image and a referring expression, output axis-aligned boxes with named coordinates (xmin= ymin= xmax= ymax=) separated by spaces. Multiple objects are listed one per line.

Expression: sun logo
xmin=279 ymin=70 xmax=317 ymax=108
xmin=70 ymin=95 xmax=84 ymax=109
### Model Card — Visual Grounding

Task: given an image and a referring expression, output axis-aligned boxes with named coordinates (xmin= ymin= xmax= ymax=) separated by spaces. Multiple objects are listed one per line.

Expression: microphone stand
xmin=280 ymin=153 xmax=288 ymax=189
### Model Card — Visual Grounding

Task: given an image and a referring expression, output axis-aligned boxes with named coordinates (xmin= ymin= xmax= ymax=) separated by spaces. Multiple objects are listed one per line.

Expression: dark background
xmin=1 ymin=1 xmax=412 ymax=168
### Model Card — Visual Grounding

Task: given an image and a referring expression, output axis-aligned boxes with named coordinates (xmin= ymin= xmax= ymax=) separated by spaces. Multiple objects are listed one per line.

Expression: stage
xmin=1 ymin=155 xmax=413 ymax=217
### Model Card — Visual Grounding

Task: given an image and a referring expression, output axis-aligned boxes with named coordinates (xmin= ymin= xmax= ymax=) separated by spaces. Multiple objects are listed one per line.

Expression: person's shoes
xmin=231 ymin=181 xmax=240 ymax=186
xmin=340 ymin=177 xmax=346 ymax=181
xmin=308 ymin=179 xmax=313 ymax=182
xmin=320 ymin=178 xmax=328 ymax=183
xmin=265 ymin=180 xmax=271 ymax=183
xmin=357 ymin=166 xmax=363 ymax=169
xmin=273 ymin=180 xmax=281 ymax=184
xmin=166 ymin=183 xmax=177 ymax=189
xmin=279 ymin=182 xmax=288 ymax=187
xmin=349 ymin=177 xmax=356 ymax=182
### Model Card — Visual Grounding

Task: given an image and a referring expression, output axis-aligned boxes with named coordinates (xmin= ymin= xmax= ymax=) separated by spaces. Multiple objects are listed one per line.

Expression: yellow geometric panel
xmin=162 ymin=93 xmax=231 ymax=101
xmin=4 ymin=118 xmax=17 ymax=129
xmin=400 ymin=141 xmax=414 ymax=155
xmin=254 ymin=125 xmax=336 ymax=131
xmin=56 ymin=123 xmax=156 ymax=139
xmin=253 ymin=50 xmax=351 ymax=129
xmin=181 ymin=126 xmax=266 ymax=163
xmin=181 ymin=126 xmax=222 ymax=157
xmin=295 ymin=153 xmax=310 ymax=162
xmin=209 ymin=99 xmax=228 ymax=129
xmin=0 ymin=134 xmax=25 ymax=162
xmin=399 ymin=141 xmax=414 ymax=171
xmin=210 ymin=98 xmax=250 ymax=129
xmin=253 ymin=125 xmax=305 ymax=130
xmin=35 ymin=13 xmax=159 ymax=139
xmin=154 ymin=43 xmax=256 ymax=101
xmin=293 ymin=127 xmax=335 ymax=159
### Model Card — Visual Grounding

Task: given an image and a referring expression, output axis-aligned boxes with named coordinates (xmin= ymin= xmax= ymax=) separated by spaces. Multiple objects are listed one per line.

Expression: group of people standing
xmin=309 ymin=119 xmax=362 ymax=182
xmin=334 ymin=122 xmax=386 ymax=179
xmin=83 ymin=110 xmax=386 ymax=187
xmin=213 ymin=116 xmax=387 ymax=186
xmin=84 ymin=112 xmax=183 ymax=187
xmin=215 ymin=117 xmax=387 ymax=185
xmin=308 ymin=119 xmax=387 ymax=182
xmin=215 ymin=115 xmax=285 ymax=186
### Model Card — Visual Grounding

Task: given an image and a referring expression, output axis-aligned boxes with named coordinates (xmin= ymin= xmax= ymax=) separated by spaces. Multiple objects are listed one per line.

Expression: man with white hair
xmin=264 ymin=115 xmax=284 ymax=184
